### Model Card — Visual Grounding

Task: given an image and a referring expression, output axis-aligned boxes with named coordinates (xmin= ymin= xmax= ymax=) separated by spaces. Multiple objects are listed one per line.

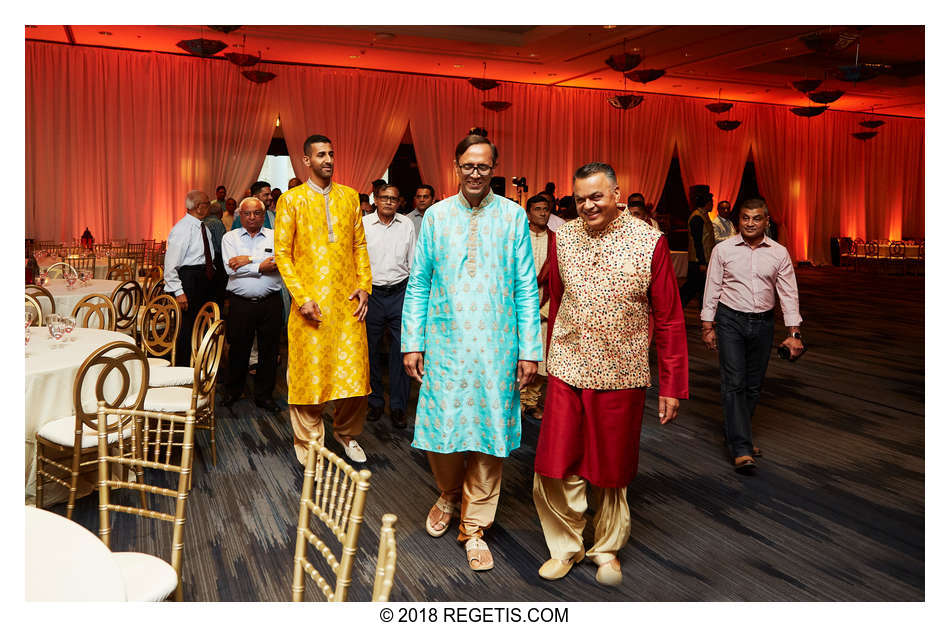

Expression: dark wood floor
xmin=54 ymin=266 xmax=924 ymax=601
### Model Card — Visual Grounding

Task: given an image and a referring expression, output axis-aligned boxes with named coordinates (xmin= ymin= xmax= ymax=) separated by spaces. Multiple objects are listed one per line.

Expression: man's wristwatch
xmin=790 ymin=331 xmax=802 ymax=339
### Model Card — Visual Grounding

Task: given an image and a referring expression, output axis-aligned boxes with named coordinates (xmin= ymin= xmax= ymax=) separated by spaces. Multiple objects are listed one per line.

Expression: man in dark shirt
xmin=679 ymin=185 xmax=715 ymax=310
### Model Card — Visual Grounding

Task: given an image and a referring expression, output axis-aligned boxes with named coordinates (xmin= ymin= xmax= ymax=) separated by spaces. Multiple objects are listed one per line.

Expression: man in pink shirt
xmin=700 ymin=198 xmax=804 ymax=473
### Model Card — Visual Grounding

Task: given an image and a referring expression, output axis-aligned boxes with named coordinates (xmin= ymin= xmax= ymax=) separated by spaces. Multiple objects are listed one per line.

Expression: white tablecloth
xmin=37 ymin=278 xmax=121 ymax=320
xmin=26 ymin=506 xmax=126 ymax=601
xmin=36 ymin=255 xmax=111 ymax=280
xmin=25 ymin=327 xmax=136 ymax=497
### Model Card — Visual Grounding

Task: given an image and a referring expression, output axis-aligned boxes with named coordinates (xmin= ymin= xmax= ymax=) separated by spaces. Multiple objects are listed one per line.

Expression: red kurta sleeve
xmin=545 ymin=230 xmax=563 ymax=352
xmin=649 ymin=236 xmax=689 ymax=399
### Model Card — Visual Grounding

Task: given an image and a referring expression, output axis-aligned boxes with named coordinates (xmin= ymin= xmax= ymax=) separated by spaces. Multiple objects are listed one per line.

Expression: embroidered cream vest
xmin=547 ymin=211 xmax=661 ymax=390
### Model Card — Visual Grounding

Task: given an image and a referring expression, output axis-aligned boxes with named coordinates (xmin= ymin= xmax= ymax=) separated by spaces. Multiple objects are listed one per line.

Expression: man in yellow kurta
xmin=274 ymin=133 xmax=373 ymax=464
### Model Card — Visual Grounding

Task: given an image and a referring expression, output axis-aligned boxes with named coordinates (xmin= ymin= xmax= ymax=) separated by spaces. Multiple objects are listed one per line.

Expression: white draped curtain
xmin=26 ymin=41 xmax=924 ymax=264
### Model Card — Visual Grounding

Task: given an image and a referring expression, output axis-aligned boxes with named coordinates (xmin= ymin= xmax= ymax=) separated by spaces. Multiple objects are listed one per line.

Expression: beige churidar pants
xmin=427 ymin=451 xmax=504 ymax=542
xmin=532 ymin=473 xmax=631 ymax=564
xmin=290 ymin=396 xmax=367 ymax=465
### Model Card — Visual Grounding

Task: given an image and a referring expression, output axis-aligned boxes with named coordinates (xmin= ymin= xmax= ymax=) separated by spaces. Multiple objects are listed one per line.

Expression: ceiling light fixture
xmin=606 ymin=94 xmax=644 ymax=110
xmin=603 ymin=25 xmax=617 ymax=30
xmin=177 ymin=38 xmax=228 ymax=58
xmin=374 ymin=32 xmax=395 ymax=40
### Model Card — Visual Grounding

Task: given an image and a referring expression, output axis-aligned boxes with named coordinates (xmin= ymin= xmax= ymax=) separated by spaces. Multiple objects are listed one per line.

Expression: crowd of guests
xmin=164 ymin=131 xmax=804 ymax=586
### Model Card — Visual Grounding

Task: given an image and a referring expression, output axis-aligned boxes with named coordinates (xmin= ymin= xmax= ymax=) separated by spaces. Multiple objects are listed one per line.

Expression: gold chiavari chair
xmin=148 ymin=301 xmax=220 ymax=388
xmin=138 ymin=293 xmax=180 ymax=369
xmin=25 ymin=294 xmax=43 ymax=326
xmin=26 ymin=284 xmax=55 ymax=316
xmin=65 ymin=254 xmax=96 ymax=275
xmin=71 ymin=293 xmax=118 ymax=331
xmin=35 ymin=342 xmax=149 ymax=519
xmin=291 ymin=441 xmax=373 ymax=602
xmin=36 ymin=240 xmax=57 ymax=251
xmin=141 ymin=247 xmax=163 ymax=277
xmin=110 ymin=280 xmax=143 ymax=335
xmin=372 ymin=514 xmax=398 ymax=602
xmin=93 ymin=242 xmax=112 ymax=257
xmin=142 ymin=320 xmax=225 ymax=465
xmin=143 ymin=272 xmax=166 ymax=304
xmin=97 ymin=403 xmax=196 ymax=602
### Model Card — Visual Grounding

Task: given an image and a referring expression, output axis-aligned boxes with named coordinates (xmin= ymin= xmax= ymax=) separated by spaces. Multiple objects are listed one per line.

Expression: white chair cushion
xmin=148 ymin=358 xmax=170 ymax=369
xmin=143 ymin=386 xmax=208 ymax=413
xmin=112 ymin=552 xmax=178 ymax=602
xmin=36 ymin=415 xmax=132 ymax=448
xmin=148 ymin=366 xmax=194 ymax=388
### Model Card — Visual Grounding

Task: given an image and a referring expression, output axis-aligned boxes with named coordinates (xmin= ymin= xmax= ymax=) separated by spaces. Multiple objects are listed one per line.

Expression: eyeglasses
xmin=242 ymin=210 xmax=266 ymax=218
xmin=377 ymin=195 xmax=400 ymax=203
xmin=457 ymin=163 xmax=493 ymax=174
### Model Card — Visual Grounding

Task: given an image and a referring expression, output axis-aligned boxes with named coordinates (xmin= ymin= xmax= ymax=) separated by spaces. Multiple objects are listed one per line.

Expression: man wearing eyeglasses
xmin=220 ymin=197 xmax=284 ymax=412
xmin=275 ymin=134 xmax=373 ymax=465
xmin=363 ymin=185 xmax=416 ymax=429
xmin=402 ymin=134 xmax=542 ymax=572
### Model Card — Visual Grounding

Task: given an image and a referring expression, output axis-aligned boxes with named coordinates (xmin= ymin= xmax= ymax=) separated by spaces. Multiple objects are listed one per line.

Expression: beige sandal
xmin=425 ymin=497 xmax=459 ymax=538
xmin=465 ymin=537 xmax=494 ymax=571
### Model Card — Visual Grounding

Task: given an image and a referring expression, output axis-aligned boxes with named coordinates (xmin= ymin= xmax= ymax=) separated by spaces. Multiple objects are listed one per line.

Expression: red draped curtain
xmin=26 ymin=41 xmax=924 ymax=263
xmin=26 ymin=41 xmax=278 ymax=241
xmin=272 ymin=66 xmax=411 ymax=195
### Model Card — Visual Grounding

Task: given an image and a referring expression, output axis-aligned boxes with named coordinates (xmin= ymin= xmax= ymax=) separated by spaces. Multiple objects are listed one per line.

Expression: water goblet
xmin=25 ymin=308 xmax=35 ymax=329
xmin=47 ymin=319 xmax=64 ymax=348
xmin=63 ymin=315 xmax=76 ymax=342
xmin=36 ymin=272 xmax=49 ymax=288
xmin=65 ymin=272 xmax=77 ymax=290
xmin=78 ymin=269 xmax=90 ymax=286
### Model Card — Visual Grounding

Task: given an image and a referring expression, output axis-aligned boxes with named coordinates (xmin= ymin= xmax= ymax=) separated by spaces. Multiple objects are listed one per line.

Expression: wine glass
xmin=65 ymin=272 xmax=77 ymax=290
xmin=36 ymin=272 xmax=49 ymax=288
xmin=25 ymin=308 xmax=35 ymax=329
xmin=47 ymin=318 xmax=64 ymax=348
xmin=78 ymin=269 xmax=90 ymax=286
xmin=62 ymin=315 xmax=76 ymax=342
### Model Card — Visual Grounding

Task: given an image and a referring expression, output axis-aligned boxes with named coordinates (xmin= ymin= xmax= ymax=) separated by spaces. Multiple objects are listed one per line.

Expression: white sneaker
xmin=333 ymin=433 xmax=367 ymax=463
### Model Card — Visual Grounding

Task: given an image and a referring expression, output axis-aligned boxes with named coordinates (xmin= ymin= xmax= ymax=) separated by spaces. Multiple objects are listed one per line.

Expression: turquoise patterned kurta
xmin=401 ymin=191 xmax=543 ymax=457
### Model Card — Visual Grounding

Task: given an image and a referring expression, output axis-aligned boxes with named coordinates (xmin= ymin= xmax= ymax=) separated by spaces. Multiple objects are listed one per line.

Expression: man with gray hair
xmin=221 ymin=196 xmax=284 ymax=412
xmin=164 ymin=189 xmax=217 ymax=366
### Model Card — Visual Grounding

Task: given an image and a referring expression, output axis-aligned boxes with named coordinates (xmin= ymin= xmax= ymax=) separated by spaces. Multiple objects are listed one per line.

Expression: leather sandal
xmin=734 ymin=455 xmax=757 ymax=473
xmin=425 ymin=497 xmax=459 ymax=538
xmin=464 ymin=537 xmax=494 ymax=571
xmin=538 ymin=549 xmax=584 ymax=580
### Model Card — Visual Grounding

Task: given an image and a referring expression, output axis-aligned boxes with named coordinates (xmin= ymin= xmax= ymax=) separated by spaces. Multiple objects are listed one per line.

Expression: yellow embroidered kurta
xmin=274 ymin=182 xmax=373 ymax=405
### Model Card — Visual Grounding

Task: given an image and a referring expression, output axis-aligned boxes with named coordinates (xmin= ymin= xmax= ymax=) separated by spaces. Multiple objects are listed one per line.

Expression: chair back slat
xmin=25 ymin=294 xmax=43 ymax=326
xmin=110 ymin=280 xmax=143 ymax=333
xmin=372 ymin=514 xmax=398 ymax=602
xmin=26 ymin=284 xmax=56 ymax=315
xmin=74 ymin=341 xmax=149 ymax=433
xmin=191 ymin=301 xmax=221 ymax=367
xmin=139 ymin=294 xmax=180 ymax=363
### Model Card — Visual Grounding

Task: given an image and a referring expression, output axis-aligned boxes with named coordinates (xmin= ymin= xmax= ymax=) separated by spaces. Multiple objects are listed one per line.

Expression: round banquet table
xmin=35 ymin=255 xmax=111 ymax=280
xmin=25 ymin=327 xmax=136 ymax=498
xmin=25 ymin=506 xmax=127 ymax=601
xmin=35 ymin=278 xmax=121 ymax=320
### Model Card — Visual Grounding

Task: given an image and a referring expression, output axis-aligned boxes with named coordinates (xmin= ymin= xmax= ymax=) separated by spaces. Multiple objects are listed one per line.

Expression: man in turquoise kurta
xmin=402 ymin=135 xmax=542 ymax=571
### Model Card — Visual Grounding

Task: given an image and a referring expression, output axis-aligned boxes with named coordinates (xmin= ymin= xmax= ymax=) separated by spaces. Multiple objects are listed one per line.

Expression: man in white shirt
xmin=541 ymin=191 xmax=566 ymax=231
xmin=406 ymin=184 xmax=435 ymax=240
xmin=164 ymin=190 xmax=216 ymax=366
xmin=713 ymin=200 xmax=737 ymax=243
xmin=363 ymin=184 xmax=416 ymax=429
xmin=220 ymin=197 xmax=284 ymax=412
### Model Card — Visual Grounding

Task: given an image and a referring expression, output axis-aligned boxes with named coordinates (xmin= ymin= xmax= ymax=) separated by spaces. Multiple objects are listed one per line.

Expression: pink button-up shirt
xmin=701 ymin=234 xmax=802 ymax=326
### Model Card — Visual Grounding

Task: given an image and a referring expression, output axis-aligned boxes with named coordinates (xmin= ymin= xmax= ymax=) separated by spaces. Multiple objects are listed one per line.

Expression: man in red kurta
xmin=533 ymin=162 xmax=689 ymax=586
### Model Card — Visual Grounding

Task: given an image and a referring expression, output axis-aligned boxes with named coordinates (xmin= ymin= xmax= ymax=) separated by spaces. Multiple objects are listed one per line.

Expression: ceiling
xmin=26 ymin=25 xmax=924 ymax=117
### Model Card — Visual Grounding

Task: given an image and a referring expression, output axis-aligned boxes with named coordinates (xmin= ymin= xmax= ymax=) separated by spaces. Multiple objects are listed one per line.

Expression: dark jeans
xmin=366 ymin=282 xmax=410 ymax=411
xmin=714 ymin=303 xmax=774 ymax=458
xmin=226 ymin=291 xmax=282 ymax=401
xmin=175 ymin=265 xmax=214 ymax=367
xmin=679 ymin=262 xmax=706 ymax=309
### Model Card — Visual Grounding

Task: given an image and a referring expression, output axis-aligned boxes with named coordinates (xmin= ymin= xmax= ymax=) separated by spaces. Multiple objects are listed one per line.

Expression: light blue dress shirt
xmin=164 ymin=213 xmax=216 ymax=296
xmin=220 ymin=227 xmax=284 ymax=298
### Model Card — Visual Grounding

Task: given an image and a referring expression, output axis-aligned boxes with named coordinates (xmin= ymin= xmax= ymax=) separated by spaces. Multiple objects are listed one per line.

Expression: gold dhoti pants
xmin=427 ymin=451 xmax=504 ymax=542
xmin=532 ymin=472 xmax=631 ymax=564
xmin=289 ymin=396 xmax=367 ymax=465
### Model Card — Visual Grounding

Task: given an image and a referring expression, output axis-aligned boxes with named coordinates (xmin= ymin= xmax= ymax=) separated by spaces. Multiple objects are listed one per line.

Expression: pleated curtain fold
xmin=26 ymin=41 xmax=924 ymax=264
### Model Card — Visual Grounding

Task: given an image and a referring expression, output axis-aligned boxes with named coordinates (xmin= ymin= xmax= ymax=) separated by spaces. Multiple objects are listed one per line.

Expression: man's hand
xmin=780 ymin=336 xmax=805 ymax=359
xmin=299 ymin=300 xmax=322 ymax=326
xmin=259 ymin=256 xmax=277 ymax=273
xmin=175 ymin=293 xmax=188 ymax=311
xmin=349 ymin=289 xmax=369 ymax=321
xmin=702 ymin=326 xmax=717 ymax=351
xmin=658 ymin=396 xmax=679 ymax=424
xmin=228 ymin=255 xmax=252 ymax=270
xmin=699 ymin=264 xmax=707 ymax=273
xmin=404 ymin=352 xmax=425 ymax=383
xmin=517 ymin=360 xmax=538 ymax=390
